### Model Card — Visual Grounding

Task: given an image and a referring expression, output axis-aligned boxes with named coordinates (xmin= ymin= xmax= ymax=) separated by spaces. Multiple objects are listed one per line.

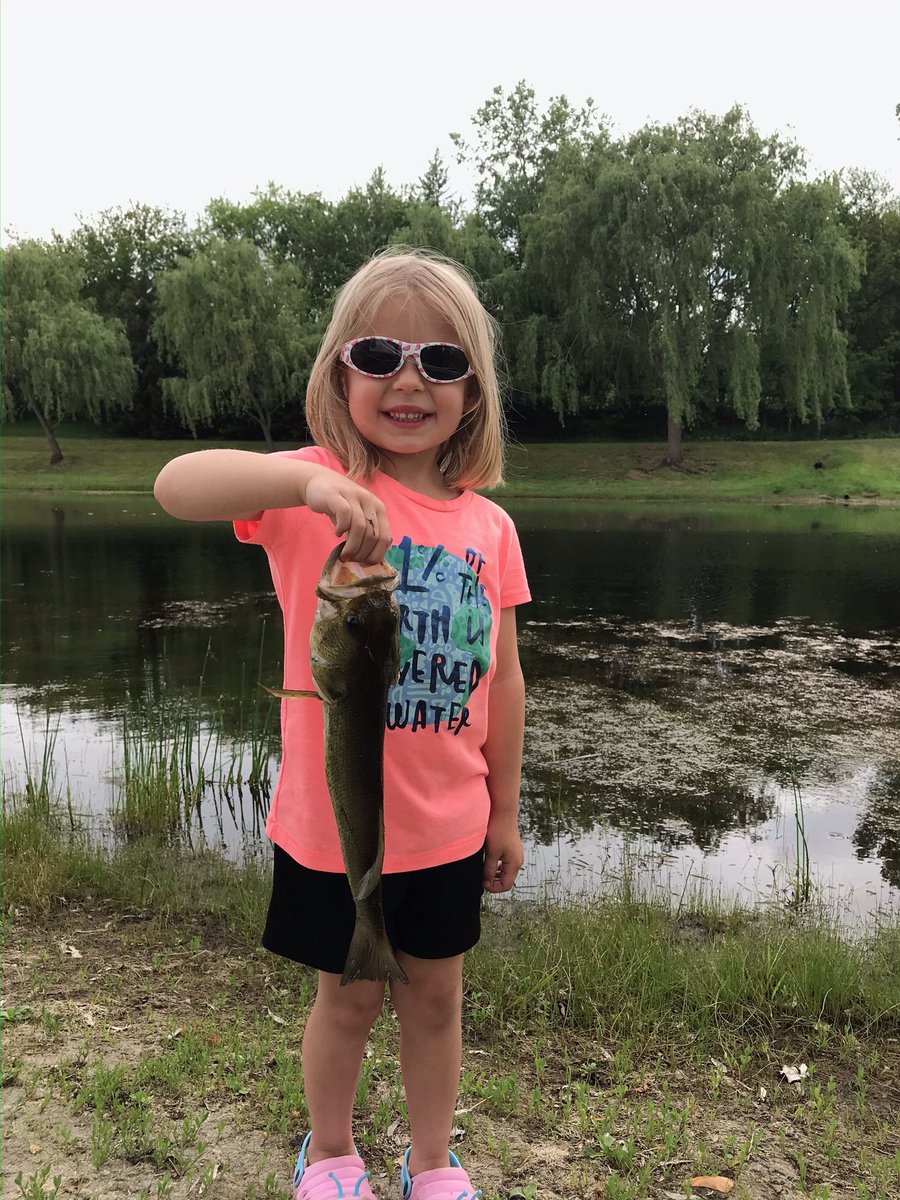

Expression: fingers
xmin=339 ymin=498 xmax=391 ymax=566
xmin=306 ymin=476 xmax=391 ymax=566
xmin=483 ymin=851 xmax=523 ymax=893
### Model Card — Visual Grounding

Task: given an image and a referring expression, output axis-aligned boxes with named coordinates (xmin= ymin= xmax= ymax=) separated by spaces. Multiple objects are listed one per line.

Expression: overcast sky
xmin=3 ymin=0 xmax=898 ymax=243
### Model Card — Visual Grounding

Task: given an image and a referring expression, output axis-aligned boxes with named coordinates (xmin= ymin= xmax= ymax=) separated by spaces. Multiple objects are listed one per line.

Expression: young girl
xmin=154 ymin=248 xmax=531 ymax=1200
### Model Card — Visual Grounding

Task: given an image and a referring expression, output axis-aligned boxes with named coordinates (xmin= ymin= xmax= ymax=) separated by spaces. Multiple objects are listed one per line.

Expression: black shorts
xmin=262 ymin=843 xmax=486 ymax=973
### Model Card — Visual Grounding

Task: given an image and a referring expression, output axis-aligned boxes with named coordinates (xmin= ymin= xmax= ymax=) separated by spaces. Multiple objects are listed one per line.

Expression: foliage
xmin=8 ymin=85 xmax=900 ymax=446
xmin=59 ymin=204 xmax=194 ymax=437
xmin=417 ymin=148 xmax=452 ymax=208
xmin=839 ymin=172 xmax=900 ymax=430
xmin=451 ymin=79 xmax=602 ymax=260
xmin=2 ymin=240 xmax=134 ymax=462
xmin=153 ymin=237 xmax=315 ymax=449
xmin=204 ymin=169 xmax=413 ymax=318
xmin=527 ymin=107 xmax=862 ymax=456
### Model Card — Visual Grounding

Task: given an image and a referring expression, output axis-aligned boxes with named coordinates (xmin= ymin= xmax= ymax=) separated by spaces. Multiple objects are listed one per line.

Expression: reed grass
xmin=99 ymin=634 xmax=278 ymax=840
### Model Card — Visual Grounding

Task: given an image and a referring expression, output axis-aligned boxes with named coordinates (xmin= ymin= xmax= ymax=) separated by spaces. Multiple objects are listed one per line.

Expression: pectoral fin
xmin=354 ymin=862 xmax=380 ymax=901
xmin=260 ymin=684 xmax=323 ymax=701
xmin=353 ymin=821 xmax=385 ymax=902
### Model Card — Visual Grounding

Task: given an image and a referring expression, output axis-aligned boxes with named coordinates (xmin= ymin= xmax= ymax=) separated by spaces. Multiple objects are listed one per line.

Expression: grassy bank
xmin=4 ymin=799 xmax=900 ymax=1200
xmin=3 ymin=433 xmax=900 ymax=503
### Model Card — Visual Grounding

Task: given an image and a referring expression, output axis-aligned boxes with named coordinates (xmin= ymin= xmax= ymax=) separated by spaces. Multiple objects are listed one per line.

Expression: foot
xmin=293 ymin=1132 xmax=377 ymax=1200
xmin=400 ymin=1147 xmax=482 ymax=1200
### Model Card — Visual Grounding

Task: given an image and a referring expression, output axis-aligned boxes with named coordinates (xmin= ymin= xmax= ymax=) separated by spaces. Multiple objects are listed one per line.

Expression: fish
xmin=264 ymin=542 xmax=408 ymax=987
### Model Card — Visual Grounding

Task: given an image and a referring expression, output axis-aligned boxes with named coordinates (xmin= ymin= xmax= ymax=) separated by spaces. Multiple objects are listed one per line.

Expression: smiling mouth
xmin=383 ymin=410 xmax=432 ymax=423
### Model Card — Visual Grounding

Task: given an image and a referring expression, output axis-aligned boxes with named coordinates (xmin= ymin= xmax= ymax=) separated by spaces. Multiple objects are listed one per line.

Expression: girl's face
xmin=342 ymin=295 xmax=474 ymax=469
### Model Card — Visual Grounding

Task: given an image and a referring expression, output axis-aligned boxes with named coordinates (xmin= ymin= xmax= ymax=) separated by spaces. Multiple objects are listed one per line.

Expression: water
xmin=3 ymin=494 xmax=899 ymax=921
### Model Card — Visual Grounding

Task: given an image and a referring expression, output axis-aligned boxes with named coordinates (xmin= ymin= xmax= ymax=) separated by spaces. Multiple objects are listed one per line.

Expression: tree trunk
xmin=33 ymin=406 xmax=64 ymax=464
xmin=665 ymin=409 xmax=683 ymax=467
xmin=257 ymin=411 xmax=275 ymax=453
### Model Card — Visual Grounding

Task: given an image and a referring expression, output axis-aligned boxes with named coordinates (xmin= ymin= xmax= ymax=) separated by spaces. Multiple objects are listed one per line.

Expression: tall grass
xmin=4 ymin=651 xmax=278 ymax=845
xmin=13 ymin=705 xmax=61 ymax=817
xmin=4 ymin=791 xmax=899 ymax=1048
xmin=468 ymin=892 xmax=900 ymax=1044
xmin=114 ymin=686 xmax=277 ymax=841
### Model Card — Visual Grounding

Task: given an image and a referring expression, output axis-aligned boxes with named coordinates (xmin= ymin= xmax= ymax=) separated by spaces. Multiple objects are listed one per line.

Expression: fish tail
xmin=341 ymin=924 xmax=409 ymax=987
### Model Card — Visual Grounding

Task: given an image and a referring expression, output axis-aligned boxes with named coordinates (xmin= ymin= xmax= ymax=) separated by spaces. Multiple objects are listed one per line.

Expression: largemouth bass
xmin=266 ymin=542 xmax=408 ymax=987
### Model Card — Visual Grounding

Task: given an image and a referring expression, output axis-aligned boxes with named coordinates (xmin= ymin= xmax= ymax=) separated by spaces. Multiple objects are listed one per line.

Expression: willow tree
xmin=529 ymin=107 xmax=862 ymax=462
xmin=60 ymin=204 xmax=194 ymax=436
xmin=153 ymin=237 xmax=315 ymax=449
xmin=2 ymin=240 xmax=134 ymax=463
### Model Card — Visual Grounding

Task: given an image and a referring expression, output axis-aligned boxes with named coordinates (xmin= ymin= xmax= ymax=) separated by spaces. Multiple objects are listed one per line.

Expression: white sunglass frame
xmin=339 ymin=336 xmax=475 ymax=384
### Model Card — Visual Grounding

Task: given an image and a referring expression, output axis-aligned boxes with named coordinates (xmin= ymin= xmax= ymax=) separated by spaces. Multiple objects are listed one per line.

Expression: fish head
xmin=310 ymin=544 xmax=401 ymax=693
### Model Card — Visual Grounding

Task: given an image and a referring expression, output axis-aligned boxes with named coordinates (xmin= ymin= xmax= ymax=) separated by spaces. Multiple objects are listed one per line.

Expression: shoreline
xmin=4 ymin=810 xmax=900 ymax=1200
xmin=4 ymin=436 xmax=900 ymax=506
xmin=5 ymin=488 xmax=900 ymax=507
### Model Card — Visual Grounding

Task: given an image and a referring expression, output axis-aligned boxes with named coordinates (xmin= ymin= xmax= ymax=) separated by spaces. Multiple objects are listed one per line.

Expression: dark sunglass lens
xmin=420 ymin=344 xmax=470 ymax=381
xmin=350 ymin=338 xmax=402 ymax=376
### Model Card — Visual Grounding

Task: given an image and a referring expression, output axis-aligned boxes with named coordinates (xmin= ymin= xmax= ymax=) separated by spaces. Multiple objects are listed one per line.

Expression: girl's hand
xmin=482 ymin=814 xmax=525 ymax=893
xmin=303 ymin=468 xmax=392 ymax=566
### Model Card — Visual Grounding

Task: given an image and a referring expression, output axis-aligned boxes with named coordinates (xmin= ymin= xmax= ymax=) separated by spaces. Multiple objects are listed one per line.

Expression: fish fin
xmin=354 ymin=861 xmax=381 ymax=902
xmin=353 ymin=818 xmax=385 ymax=902
xmin=341 ymin=925 xmax=408 ymax=987
xmin=310 ymin=657 xmax=345 ymax=703
xmin=260 ymin=684 xmax=322 ymax=701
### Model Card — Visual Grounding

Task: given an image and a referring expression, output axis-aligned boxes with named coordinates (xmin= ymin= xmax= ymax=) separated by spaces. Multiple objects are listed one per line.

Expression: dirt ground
xmin=3 ymin=904 xmax=899 ymax=1200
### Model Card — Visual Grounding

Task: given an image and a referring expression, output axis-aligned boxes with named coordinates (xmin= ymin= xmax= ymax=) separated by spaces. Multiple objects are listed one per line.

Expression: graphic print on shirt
xmin=384 ymin=536 xmax=492 ymax=735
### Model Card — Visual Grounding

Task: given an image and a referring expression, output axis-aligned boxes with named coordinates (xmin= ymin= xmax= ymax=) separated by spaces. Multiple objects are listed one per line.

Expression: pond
xmin=3 ymin=494 xmax=899 ymax=923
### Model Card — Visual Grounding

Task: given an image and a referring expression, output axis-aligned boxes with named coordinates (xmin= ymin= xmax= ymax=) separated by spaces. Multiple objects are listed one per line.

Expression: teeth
xmin=387 ymin=413 xmax=426 ymax=422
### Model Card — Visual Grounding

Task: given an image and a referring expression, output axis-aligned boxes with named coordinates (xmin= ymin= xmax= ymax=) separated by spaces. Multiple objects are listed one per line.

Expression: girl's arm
xmin=153 ymin=449 xmax=391 ymax=564
xmin=482 ymin=606 xmax=527 ymax=893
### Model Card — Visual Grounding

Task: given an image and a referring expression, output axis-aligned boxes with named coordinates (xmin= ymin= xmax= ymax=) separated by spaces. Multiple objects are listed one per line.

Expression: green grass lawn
xmin=3 ymin=430 xmax=900 ymax=502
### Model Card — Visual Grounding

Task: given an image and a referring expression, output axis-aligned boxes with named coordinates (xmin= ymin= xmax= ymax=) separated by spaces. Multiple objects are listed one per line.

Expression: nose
xmin=391 ymin=357 xmax=424 ymax=392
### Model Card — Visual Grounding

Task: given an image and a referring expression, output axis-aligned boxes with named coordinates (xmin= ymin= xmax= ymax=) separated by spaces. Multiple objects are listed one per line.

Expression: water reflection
xmin=2 ymin=495 xmax=899 ymax=919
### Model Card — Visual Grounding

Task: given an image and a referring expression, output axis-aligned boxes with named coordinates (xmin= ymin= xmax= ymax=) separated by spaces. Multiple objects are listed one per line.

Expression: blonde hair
xmin=305 ymin=247 xmax=506 ymax=489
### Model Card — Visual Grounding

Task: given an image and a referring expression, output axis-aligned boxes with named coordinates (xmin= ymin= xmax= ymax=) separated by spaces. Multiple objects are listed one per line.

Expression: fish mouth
xmin=317 ymin=542 xmax=399 ymax=601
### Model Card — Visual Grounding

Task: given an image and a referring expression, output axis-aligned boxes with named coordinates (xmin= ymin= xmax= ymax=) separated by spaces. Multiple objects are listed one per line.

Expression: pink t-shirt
xmin=234 ymin=446 xmax=531 ymax=873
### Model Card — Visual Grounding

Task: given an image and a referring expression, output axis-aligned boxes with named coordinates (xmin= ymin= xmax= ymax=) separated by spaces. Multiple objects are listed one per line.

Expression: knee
xmin=393 ymin=975 xmax=462 ymax=1031
xmin=318 ymin=978 xmax=385 ymax=1033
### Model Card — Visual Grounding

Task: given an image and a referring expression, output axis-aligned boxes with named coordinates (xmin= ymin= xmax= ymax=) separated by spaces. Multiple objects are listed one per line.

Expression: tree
xmin=59 ymin=204 xmax=194 ymax=437
xmin=451 ymin=80 xmax=601 ymax=262
xmin=153 ymin=237 xmax=315 ymax=450
xmin=839 ymin=171 xmax=900 ymax=429
xmin=2 ymin=240 xmax=135 ymax=463
xmin=331 ymin=167 xmax=415 ymax=276
xmin=205 ymin=170 xmax=414 ymax=319
xmin=529 ymin=107 xmax=861 ymax=461
xmin=418 ymin=149 xmax=451 ymax=207
xmin=205 ymin=184 xmax=344 ymax=316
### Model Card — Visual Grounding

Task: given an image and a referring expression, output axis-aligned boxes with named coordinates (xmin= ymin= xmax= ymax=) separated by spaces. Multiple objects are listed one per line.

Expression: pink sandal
xmin=400 ymin=1147 xmax=482 ymax=1200
xmin=293 ymin=1132 xmax=378 ymax=1200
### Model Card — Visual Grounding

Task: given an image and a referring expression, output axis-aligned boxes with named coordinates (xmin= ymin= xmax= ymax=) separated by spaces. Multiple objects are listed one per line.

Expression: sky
xmin=3 ymin=0 xmax=899 ymax=243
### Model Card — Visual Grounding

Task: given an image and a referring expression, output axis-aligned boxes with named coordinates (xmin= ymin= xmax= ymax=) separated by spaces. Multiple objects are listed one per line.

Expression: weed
xmin=90 ymin=1114 xmax=115 ymax=1168
xmin=855 ymin=1065 xmax=869 ymax=1115
xmin=14 ymin=1167 xmax=62 ymax=1200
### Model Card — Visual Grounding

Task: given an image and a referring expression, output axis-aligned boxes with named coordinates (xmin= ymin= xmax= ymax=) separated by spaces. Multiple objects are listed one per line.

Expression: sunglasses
xmin=340 ymin=337 xmax=475 ymax=384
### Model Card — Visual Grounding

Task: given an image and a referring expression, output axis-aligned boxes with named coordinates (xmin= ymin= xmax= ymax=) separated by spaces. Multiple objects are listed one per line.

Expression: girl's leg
xmin=303 ymin=971 xmax=386 ymax=1164
xmin=389 ymin=953 xmax=464 ymax=1176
